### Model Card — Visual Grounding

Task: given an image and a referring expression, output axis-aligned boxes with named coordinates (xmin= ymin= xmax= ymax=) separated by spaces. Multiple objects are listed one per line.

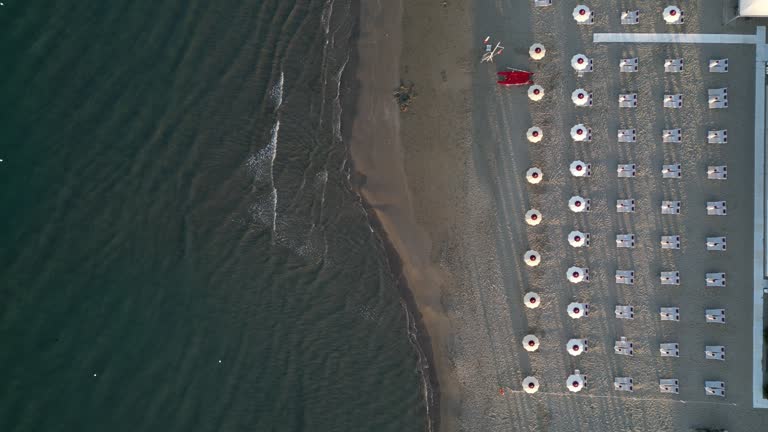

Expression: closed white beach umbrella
xmin=568 ymin=230 xmax=587 ymax=247
xmin=567 ymin=338 xmax=587 ymax=356
xmin=526 ymin=167 xmax=543 ymax=184
xmin=566 ymin=267 xmax=587 ymax=284
xmin=567 ymin=301 xmax=587 ymax=318
xmin=571 ymin=88 xmax=589 ymax=106
xmin=522 ymin=376 xmax=540 ymax=394
xmin=524 ymin=250 xmax=541 ymax=267
xmin=528 ymin=85 xmax=545 ymax=101
xmin=523 ymin=334 xmax=540 ymax=352
xmin=572 ymin=5 xmax=591 ymax=22
xmin=570 ymin=160 xmax=589 ymax=177
xmin=663 ymin=6 xmax=682 ymax=23
xmin=568 ymin=196 xmax=587 ymax=212
xmin=567 ymin=371 xmax=586 ymax=393
xmin=570 ymin=124 xmax=588 ymax=141
xmin=524 ymin=292 xmax=541 ymax=309
xmin=525 ymin=209 xmax=542 ymax=226
xmin=529 ymin=43 xmax=546 ymax=60
xmin=527 ymin=126 xmax=543 ymax=143
xmin=571 ymin=54 xmax=589 ymax=71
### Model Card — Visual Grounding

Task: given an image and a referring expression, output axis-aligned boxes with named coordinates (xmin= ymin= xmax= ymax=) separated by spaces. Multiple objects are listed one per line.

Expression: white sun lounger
xmin=615 ymin=305 xmax=634 ymax=319
xmin=705 ymin=272 xmax=726 ymax=287
xmin=620 ymin=58 xmax=638 ymax=73
xmin=617 ymin=164 xmax=636 ymax=178
xmin=661 ymin=235 xmax=680 ymax=249
xmin=614 ymin=377 xmax=634 ymax=392
xmin=616 ymin=233 xmax=635 ymax=248
xmin=616 ymin=270 xmax=635 ymax=285
xmin=660 ymin=271 xmax=680 ymax=285
xmin=705 ymin=381 xmax=725 ymax=397
xmin=664 ymin=58 xmax=683 ymax=73
xmin=617 ymin=199 xmax=636 ymax=213
xmin=619 ymin=93 xmax=637 ymax=108
xmin=534 ymin=0 xmax=552 ymax=6
xmin=708 ymin=88 xmax=728 ymax=109
xmin=660 ymin=307 xmax=680 ymax=321
xmin=708 ymin=129 xmax=727 ymax=144
xmin=660 ymin=378 xmax=679 ymax=394
xmin=664 ymin=94 xmax=683 ymax=108
xmin=707 ymin=201 xmax=727 ymax=216
xmin=709 ymin=58 xmax=728 ymax=73
xmin=707 ymin=236 xmax=727 ymax=251
xmin=615 ymin=337 xmax=634 ymax=356
xmin=662 ymin=128 xmax=682 ymax=143
xmin=661 ymin=201 xmax=681 ymax=215
xmin=621 ymin=10 xmax=639 ymax=25
xmin=662 ymin=164 xmax=682 ymax=178
xmin=618 ymin=129 xmax=636 ymax=143
xmin=705 ymin=308 xmax=726 ymax=323
xmin=660 ymin=342 xmax=680 ymax=357
xmin=705 ymin=345 xmax=725 ymax=361
xmin=707 ymin=165 xmax=727 ymax=180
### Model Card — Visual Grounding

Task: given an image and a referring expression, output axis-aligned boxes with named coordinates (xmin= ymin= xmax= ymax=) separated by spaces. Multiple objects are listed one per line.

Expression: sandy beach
xmin=349 ymin=0 xmax=768 ymax=430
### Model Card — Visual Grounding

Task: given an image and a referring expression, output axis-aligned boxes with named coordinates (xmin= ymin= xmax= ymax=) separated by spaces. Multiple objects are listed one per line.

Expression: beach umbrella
xmin=663 ymin=6 xmax=682 ymax=23
xmin=522 ymin=376 xmax=540 ymax=394
xmin=569 ymin=160 xmax=589 ymax=177
xmin=528 ymin=85 xmax=545 ymax=101
xmin=571 ymin=88 xmax=589 ymax=106
xmin=568 ymin=196 xmax=587 ymax=212
xmin=526 ymin=167 xmax=543 ymax=184
xmin=525 ymin=209 xmax=542 ymax=226
xmin=529 ymin=43 xmax=546 ymax=60
xmin=570 ymin=124 xmax=588 ymax=141
xmin=571 ymin=54 xmax=589 ymax=71
xmin=522 ymin=334 xmax=540 ymax=352
xmin=524 ymin=250 xmax=541 ymax=267
xmin=572 ymin=5 xmax=591 ymax=23
xmin=567 ymin=266 xmax=587 ymax=284
xmin=567 ymin=301 xmax=587 ymax=318
xmin=524 ymin=292 xmax=541 ymax=309
xmin=567 ymin=371 xmax=586 ymax=393
xmin=568 ymin=230 xmax=587 ymax=247
xmin=567 ymin=338 xmax=587 ymax=356
xmin=527 ymin=126 xmax=543 ymax=143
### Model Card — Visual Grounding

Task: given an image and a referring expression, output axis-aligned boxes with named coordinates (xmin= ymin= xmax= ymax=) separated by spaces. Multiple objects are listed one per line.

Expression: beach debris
xmin=568 ymin=196 xmax=591 ymax=212
xmin=661 ymin=235 xmax=681 ymax=249
xmin=393 ymin=82 xmax=416 ymax=112
xmin=660 ymin=378 xmax=680 ymax=394
xmin=664 ymin=58 xmax=684 ymax=73
xmin=570 ymin=54 xmax=592 ymax=72
xmin=662 ymin=164 xmax=682 ymax=178
xmin=706 ymin=272 xmax=726 ymax=287
xmin=662 ymin=128 xmax=682 ymax=143
xmin=498 ymin=387 xmax=505 ymax=395
xmin=618 ymin=93 xmax=637 ymax=108
xmin=707 ymin=201 xmax=727 ymax=216
xmin=660 ymin=342 xmax=680 ymax=357
xmin=661 ymin=200 xmax=681 ymax=215
xmin=615 ymin=270 xmax=634 ymax=285
xmin=705 ymin=345 xmax=726 ymax=361
xmin=615 ymin=305 xmax=635 ymax=319
xmin=709 ymin=88 xmax=728 ymax=109
xmin=707 ymin=236 xmax=727 ymax=251
xmin=568 ymin=230 xmax=590 ymax=247
xmin=571 ymin=89 xmax=592 ymax=107
xmin=573 ymin=5 xmax=594 ymax=24
xmin=616 ymin=233 xmax=636 ymax=248
xmin=533 ymin=0 xmax=552 ymax=7
xmin=522 ymin=376 xmax=540 ymax=394
xmin=614 ymin=377 xmax=634 ymax=392
xmin=567 ymin=301 xmax=589 ymax=317
xmin=570 ymin=124 xmax=591 ymax=141
xmin=566 ymin=370 xmax=586 ymax=393
xmin=481 ymin=39 xmax=504 ymax=63
xmin=523 ymin=334 xmax=540 ymax=352
xmin=614 ymin=337 xmax=634 ymax=356
xmin=529 ymin=43 xmax=546 ymax=60
xmin=528 ymin=84 xmax=545 ymax=101
xmin=708 ymin=129 xmax=728 ymax=144
xmin=619 ymin=57 xmax=638 ymax=73
xmin=569 ymin=160 xmax=591 ymax=177
xmin=706 ymin=308 xmax=726 ymax=324
xmin=525 ymin=209 xmax=542 ymax=226
xmin=524 ymin=292 xmax=541 ymax=309
xmin=617 ymin=164 xmax=636 ymax=178
xmin=710 ymin=58 xmax=729 ymax=73
xmin=664 ymin=93 xmax=683 ymax=108
xmin=660 ymin=307 xmax=680 ymax=321
xmin=705 ymin=381 xmax=725 ymax=397
xmin=616 ymin=199 xmax=636 ymax=213
xmin=660 ymin=271 xmax=680 ymax=285
xmin=524 ymin=250 xmax=541 ymax=266
xmin=621 ymin=9 xmax=640 ymax=25
xmin=526 ymin=126 xmax=543 ymax=143
xmin=526 ymin=167 xmax=543 ymax=184
xmin=663 ymin=6 xmax=684 ymax=24
xmin=618 ymin=128 xmax=636 ymax=143
xmin=567 ymin=338 xmax=588 ymax=356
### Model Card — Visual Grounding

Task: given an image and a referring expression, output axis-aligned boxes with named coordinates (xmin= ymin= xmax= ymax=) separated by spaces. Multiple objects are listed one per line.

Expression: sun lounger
xmin=705 ymin=272 xmax=726 ymax=287
xmin=619 ymin=93 xmax=637 ymax=108
xmin=618 ymin=129 xmax=636 ymax=143
xmin=662 ymin=128 xmax=682 ymax=143
xmin=705 ymin=381 xmax=725 ymax=397
xmin=664 ymin=58 xmax=683 ymax=73
xmin=660 ymin=378 xmax=679 ymax=394
xmin=664 ymin=94 xmax=682 ymax=108
xmin=705 ymin=308 xmax=726 ymax=324
xmin=708 ymin=88 xmax=728 ymax=109
xmin=534 ymin=0 xmax=552 ymax=6
xmin=621 ymin=10 xmax=639 ymax=25
xmin=706 ymin=236 xmax=727 ymax=251
xmin=660 ymin=342 xmax=679 ymax=357
xmin=709 ymin=58 xmax=728 ymax=73
xmin=616 ymin=270 xmax=634 ymax=285
xmin=660 ymin=307 xmax=680 ymax=321
xmin=708 ymin=129 xmax=727 ymax=144
xmin=615 ymin=305 xmax=634 ymax=320
xmin=614 ymin=377 xmax=634 ymax=392
xmin=662 ymin=164 xmax=682 ymax=178
xmin=615 ymin=337 xmax=634 ymax=356
xmin=707 ymin=201 xmax=727 ymax=216
xmin=661 ymin=200 xmax=681 ymax=215
xmin=661 ymin=235 xmax=680 ymax=249
xmin=617 ymin=164 xmax=636 ymax=178
xmin=660 ymin=271 xmax=680 ymax=285
xmin=620 ymin=58 xmax=638 ymax=73
xmin=707 ymin=165 xmax=727 ymax=180
xmin=617 ymin=199 xmax=636 ymax=213
xmin=705 ymin=345 xmax=725 ymax=361
xmin=616 ymin=233 xmax=635 ymax=248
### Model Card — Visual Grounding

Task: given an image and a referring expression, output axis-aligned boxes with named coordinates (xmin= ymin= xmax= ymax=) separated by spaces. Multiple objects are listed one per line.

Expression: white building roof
xmin=741 ymin=0 xmax=768 ymax=17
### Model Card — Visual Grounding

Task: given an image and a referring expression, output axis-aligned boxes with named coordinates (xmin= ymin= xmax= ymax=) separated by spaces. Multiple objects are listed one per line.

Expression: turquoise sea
xmin=0 ymin=1 xmax=426 ymax=430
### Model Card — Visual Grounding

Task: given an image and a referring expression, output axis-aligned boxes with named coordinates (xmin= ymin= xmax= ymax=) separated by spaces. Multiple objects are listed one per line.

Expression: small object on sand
xmin=393 ymin=82 xmax=416 ymax=112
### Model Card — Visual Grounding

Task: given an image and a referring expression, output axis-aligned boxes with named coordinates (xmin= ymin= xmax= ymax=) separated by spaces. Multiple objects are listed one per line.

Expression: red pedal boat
xmin=497 ymin=68 xmax=533 ymax=86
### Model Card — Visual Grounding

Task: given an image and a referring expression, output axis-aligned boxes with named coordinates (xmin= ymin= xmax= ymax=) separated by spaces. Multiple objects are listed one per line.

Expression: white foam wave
xmin=270 ymin=70 xmax=284 ymax=112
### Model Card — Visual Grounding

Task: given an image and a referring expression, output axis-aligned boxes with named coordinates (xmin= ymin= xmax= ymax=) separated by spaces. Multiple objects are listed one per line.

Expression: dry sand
xmin=350 ymin=0 xmax=768 ymax=430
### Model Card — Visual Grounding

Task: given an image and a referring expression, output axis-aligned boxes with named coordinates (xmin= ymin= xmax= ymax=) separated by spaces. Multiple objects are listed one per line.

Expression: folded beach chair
xmin=660 ymin=342 xmax=679 ymax=357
